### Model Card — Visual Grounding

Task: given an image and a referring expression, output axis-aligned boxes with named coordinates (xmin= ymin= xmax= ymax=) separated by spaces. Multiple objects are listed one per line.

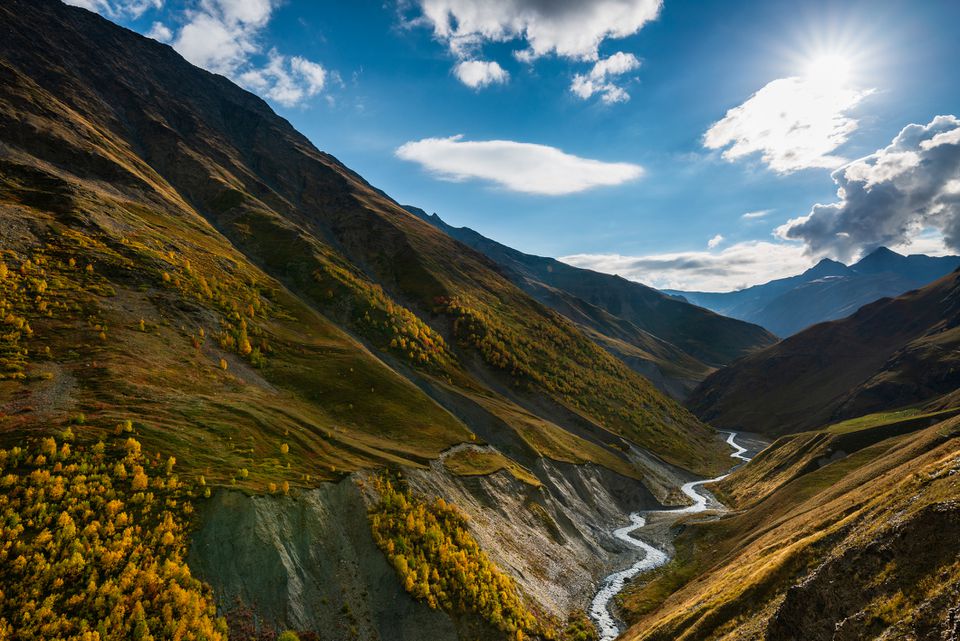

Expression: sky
xmin=64 ymin=0 xmax=960 ymax=292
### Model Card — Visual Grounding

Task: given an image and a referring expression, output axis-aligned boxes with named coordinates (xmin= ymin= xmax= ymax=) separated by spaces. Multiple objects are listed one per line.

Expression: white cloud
xmin=741 ymin=209 xmax=771 ymax=220
xmin=561 ymin=241 xmax=815 ymax=291
xmin=570 ymin=51 xmax=639 ymax=104
xmin=146 ymin=21 xmax=173 ymax=42
xmin=411 ymin=0 xmax=662 ymax=61
xmin=454 ymin=60 xmax=509 ymax=88
xmin=778 ymin=114 xmax=960 ymax=261
xmin=704 ymin=75 xmax=873 ymax=173
xmin=407 ymin=0 xmax=659 ymax=93
xmin=237 ymin=50 xmax=327 ymax=107
xmin=162 ymin=0 xmax=328 ymax=108
xmin=590 ymin=51 xmax=641 ymax=77
xmin=707 ymin=234 xmax=724 ymax=249
xmin=889 ymin=230 xmax=953 ymax=257
xmin=69 ymin=0 xmax=331 ymax=107
xmin=172 ymin=0 xmax=273 ymax=75
xmin=64 ymin=0 xmax=163 ymax=19
xmin=396 ymin=135 xmax=643 ymax=195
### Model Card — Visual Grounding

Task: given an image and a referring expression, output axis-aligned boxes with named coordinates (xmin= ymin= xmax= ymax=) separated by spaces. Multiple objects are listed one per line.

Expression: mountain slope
xmin=0 ymin=0 xmax=734 ymax=478
xmin=411 ymin=208 xmax=776 ymax=397
xmin=617 ymin=413 xmax=960 ymax=641
xmin=688 ymin=269 xmax=960 ymax=435
xmin=670 ymin=248 xmax=960 ymax=336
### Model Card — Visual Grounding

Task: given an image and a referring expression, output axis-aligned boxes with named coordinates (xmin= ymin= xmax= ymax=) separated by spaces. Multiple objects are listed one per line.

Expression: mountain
xmin=410 ymin=208 xmax=776 ymax=398
xmin=0 ymin=2 xmax=738 ymax=639
xmin=668 ymin=248 xmax=960 ymax=336
xmin=688 ymin=269 xmax=960 ymax=436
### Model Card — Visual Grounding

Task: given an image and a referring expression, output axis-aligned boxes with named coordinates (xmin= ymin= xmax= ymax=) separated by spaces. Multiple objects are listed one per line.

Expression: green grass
xmin=824 ymin=407 xmax=957 ymax=434
xmin=442 ymin=448 xmax=541 ymax=487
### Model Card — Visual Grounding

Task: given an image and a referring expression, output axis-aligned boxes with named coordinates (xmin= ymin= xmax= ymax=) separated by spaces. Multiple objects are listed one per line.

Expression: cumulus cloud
xmin=411 ymin=0 xmax=661 ymax=60
xmin=707 ymin=234 xmax=724 ymax=249
xmin=64 ymin=0 xmax=162 ymax=19
xmin=172 ymin=0 xmax=274 ymax=75
xmin=570 ymin=51 xmax=639 ymax=104
xmin=237 ymin=50 xmax=327 ymax=107
xmin=168 ymin=1 xmax=330 ymax=107
xmin=68 ymin=0 xmax=330 ymax=107
xmin=778 ymin=114 xmax=960 ymax=261
xmin=407 ymin=0 xmax=659 ymax=92
xmin=561 ymin=241 xmax=815 ymax=291
xmin=704 ymin=75 xmax=873 ymax=173
xmin=146 ymin=21 xmax=172 ymax=42
xmin=741 ymin=209 xmax=772 ymax=220
xmin=454 ymin=60 xmax=509 ymax=89
xmin=396 ymin=135 xmax=643 ymax=195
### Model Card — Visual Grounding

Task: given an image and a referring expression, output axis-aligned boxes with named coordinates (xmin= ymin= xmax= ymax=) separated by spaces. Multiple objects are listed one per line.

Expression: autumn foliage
xmin=368 ymin=474 xmax=540 ymax=640
xmin=0 ymin=436 xmax=226 ymax=640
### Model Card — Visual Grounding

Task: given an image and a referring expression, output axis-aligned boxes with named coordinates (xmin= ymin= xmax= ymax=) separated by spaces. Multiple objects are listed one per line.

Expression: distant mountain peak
xmin=670 ymin=246 xmax=960 ymax=337
xmin=803 ymin=257 xmax=850 ymax=278
xmin=865 ymin=246 xmax=902 ymax=258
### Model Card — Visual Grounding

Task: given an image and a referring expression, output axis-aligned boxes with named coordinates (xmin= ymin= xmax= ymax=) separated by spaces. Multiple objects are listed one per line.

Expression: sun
xmin=803 ymin=53 xmax=854 ymax=87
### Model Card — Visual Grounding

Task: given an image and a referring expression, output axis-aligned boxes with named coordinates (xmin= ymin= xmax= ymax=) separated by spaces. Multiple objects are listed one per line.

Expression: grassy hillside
xmin=0 ymin=0 xmax=731 ymax=488
xmin=616 ymin=413 xmax=960 ymax=640
xmin=689 ymin=269 xmax=960 ymax=436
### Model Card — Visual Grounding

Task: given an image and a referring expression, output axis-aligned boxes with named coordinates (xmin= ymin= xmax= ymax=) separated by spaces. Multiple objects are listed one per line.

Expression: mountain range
xmin=689 ymin=267 xmax=960 ymax=435
xmin=2 ymin=2 xmax=959 ymax=641
xmin=410 ymin=208 xmax=775 ymax=399
xmin=666 ymin=247 xmax=960 ymax=336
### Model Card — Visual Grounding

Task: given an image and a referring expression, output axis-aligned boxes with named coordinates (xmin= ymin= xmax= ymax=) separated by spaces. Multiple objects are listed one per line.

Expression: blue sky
xmin=67 ymin=0 xmax=960 ymax=291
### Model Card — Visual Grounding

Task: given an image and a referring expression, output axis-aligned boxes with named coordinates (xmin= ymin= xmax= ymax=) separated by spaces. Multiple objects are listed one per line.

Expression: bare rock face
xmin=189 ymin=455 xmax=672 ymax=639
xmin=407 ymin=456 xmax=668 ymax=621
xmin=188 ymin=480 xmax=466 ymax=641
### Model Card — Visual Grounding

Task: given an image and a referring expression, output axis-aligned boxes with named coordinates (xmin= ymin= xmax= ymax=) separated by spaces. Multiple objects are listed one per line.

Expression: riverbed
xmin=589 ymin=432 xmax=753 ymax=641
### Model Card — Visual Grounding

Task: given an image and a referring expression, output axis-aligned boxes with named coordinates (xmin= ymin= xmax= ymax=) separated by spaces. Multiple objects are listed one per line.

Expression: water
xmin=588 ymin=432 xmax=752 ymax=641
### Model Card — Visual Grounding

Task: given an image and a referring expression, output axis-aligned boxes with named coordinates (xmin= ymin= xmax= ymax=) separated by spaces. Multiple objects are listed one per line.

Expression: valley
xmin=1 ymin=2 xmax=959 ymax=641
xmin=590 ymin=432 xmax=757 ymax=641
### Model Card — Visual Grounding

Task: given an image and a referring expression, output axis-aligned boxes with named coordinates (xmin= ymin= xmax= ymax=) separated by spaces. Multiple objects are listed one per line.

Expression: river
xmin=589 ymin=432 xmax=752 ymax=641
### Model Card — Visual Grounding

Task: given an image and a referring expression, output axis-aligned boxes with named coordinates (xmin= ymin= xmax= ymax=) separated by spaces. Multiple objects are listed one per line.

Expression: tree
xmin=131 ymin=468 xmax=149 ymax=491
xmin=131 ymin=601 xmax=153 ymax=641
xmin=125 ymin=438 xmax=142 ymax=459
